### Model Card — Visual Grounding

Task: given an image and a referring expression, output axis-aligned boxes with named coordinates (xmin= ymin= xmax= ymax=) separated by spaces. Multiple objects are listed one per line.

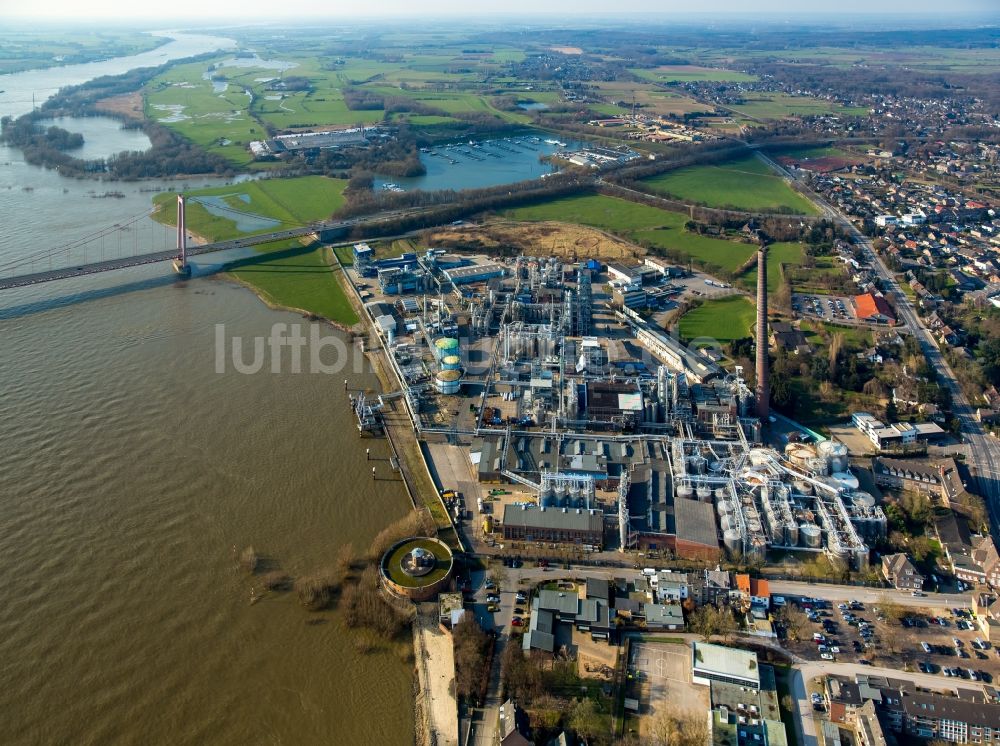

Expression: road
xmin=757 ymin=151 xmax=1000 ymax=533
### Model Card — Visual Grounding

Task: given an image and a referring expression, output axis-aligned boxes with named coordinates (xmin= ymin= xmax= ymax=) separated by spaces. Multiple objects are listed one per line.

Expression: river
xmin=0 ymin=31 xmax=416 ymax=746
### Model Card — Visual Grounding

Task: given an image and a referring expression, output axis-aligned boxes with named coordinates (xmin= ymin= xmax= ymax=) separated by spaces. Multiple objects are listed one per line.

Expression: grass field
xmin=641 ymin=155 xmax=819 ymax=215
xmin=151 ymin=176 xmax=347 ymax=242
xmin=741 ymin=242 xmax=806 ymax=293
xmin=229 ymin=241 xmax=359 ymax=326
xmin=0 ymin=30 xmax=167 ymax=74
xmin=151 ymin=176 xmax=355 ymax=325
xmin=505 ymin=194 xmax=761 ymax=274
xmin=678 ymin=295 xmax=756 ymax=343
xmin=726 ymin=94 xmax=868 ymax=120
xmin=631 ymin=65 xmax=757 ymax=83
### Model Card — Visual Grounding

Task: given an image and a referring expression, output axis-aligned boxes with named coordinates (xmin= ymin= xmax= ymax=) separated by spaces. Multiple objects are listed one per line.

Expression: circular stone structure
xmin=380 ymin=537 xmax=454 ymax=601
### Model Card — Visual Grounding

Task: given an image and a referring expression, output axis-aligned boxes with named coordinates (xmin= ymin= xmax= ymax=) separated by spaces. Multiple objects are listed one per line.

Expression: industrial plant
xmin=347 ymin=242 xmax=885 ymax=571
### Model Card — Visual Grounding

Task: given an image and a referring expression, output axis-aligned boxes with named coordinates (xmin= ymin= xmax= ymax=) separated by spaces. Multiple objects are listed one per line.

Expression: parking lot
xmin=781 ymin=596 xmax=1000 ymax=684
xmin=793 ymin=293 xmax=856 ymax=322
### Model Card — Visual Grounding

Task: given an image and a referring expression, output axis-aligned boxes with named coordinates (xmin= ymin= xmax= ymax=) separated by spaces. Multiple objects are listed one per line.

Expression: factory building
xmin=443 ymin=263 xmax=506 ymax=285
xmin=501 ymin=504 xmax=604 ymax=547
xmin=583 ymin=381 xmax=644 ymax=429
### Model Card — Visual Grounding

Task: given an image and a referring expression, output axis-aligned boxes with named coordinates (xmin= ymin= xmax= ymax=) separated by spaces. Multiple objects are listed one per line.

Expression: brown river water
xmin=0 ymin=32 xmax=415 ymax=746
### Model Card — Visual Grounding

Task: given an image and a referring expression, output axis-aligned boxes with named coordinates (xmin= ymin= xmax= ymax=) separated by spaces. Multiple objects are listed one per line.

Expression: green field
xmin=741 ymin=242 xmax=806 ymax=293
xmin=151 ymin=176 xmax=347 ymax=242
xmin=0 ymin=30 xmax=167 ymax=74
xmin=151 ymin=176 xmax=355 ymax=325
xmin=144 ymin=48 xmax=532 ymax=165
xmin=506 ymin=194 xmax=761 ymax=274
xmin=727 ymin=94 xmax=868 ymax=120
xmin=631 ymin=65 xmax=758 ymax=83
xmin=641 ymin=155 xmax=819 ymax=215
xmin=229 ymin=240 xmax=359 ymax=326
xmin=678 ymin=295 xmax=757 ymax=343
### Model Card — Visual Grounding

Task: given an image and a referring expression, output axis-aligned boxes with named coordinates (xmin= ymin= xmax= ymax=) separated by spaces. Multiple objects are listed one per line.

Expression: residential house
xmin=881 ymin=553 xmax=924 ymax=591
xmin=498 ymin=699 xmax=534 ymax=746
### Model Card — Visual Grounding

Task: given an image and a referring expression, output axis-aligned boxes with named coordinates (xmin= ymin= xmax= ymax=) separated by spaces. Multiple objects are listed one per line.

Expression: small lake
xmin=37 ymin=116 xmax=152 ymax=160
xmin=375 ymin=133 xmax=583 ymax=193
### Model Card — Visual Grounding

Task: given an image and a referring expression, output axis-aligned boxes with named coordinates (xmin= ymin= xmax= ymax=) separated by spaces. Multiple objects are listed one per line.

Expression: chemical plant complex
xmin=348 ymin=241 xmax=887 ymax=573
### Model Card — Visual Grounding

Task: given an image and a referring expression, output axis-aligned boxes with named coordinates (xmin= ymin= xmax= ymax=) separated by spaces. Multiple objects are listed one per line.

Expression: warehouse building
xmin=501 ymin=504 xmax=604 ymax=547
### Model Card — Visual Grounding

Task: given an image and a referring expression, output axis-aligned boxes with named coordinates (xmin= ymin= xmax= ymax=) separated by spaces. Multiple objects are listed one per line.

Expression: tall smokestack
xmin=755 ymin=246 xmax=770 ymax=421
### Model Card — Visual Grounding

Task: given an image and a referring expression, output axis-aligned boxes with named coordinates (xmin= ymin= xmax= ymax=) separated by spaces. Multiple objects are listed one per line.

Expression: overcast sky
xmin=0 ymin=0 xmax=997 ymax=21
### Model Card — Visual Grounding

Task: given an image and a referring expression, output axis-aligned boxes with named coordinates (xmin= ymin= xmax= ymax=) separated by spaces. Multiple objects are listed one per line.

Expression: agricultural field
xmin=678 ymin=295 xmax=757 ymax=343
xmin=589 ymin=82 xmax=708 ymax=118
xmin=504 ymin=194 xmax=761 ymax=274
xmin=725 ymin=94 xmax=869 ymax=121
xmin=151 ymin=176 xmax=347 ymax=242
xmin=143 ymin=44 xmax=539 ymax=166
xmin=640 ymin=155 xmax=820 ymax=215
xmin=631 ymin=65 xmax=757 ymax=83
xmin=0 ymin=29 xmax=167 ymax=74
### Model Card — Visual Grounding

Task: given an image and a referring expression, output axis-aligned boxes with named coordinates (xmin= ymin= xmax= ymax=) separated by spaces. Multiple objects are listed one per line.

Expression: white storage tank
xmin=696 ymin=483 xmax=712 ymax=501
xmin=832 ymin=471 xmax=860 ymax=491
xmin=717 ymin=500 xmax=734 ymax=517
xmin=801 ymin=523 xmax=822 ymax=548
xmin=714 ymin=487 xmax=728 ymax=501
xmin=819 ymin=440 xmax=850 ymax=472
xmin=793 ymin=479 xmax=814 ymax=496
xmin=676 ymin=484 xmax=694 ymax=500
xmin=721 ymin=515 xmax=735 ymax=532
xmin=435 ymin=369 xmax=463 ymax=395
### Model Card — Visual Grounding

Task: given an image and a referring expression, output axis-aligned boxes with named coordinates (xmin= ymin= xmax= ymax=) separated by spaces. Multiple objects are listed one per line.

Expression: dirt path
xmin=413 ymin=604 xmax=459 ymax=746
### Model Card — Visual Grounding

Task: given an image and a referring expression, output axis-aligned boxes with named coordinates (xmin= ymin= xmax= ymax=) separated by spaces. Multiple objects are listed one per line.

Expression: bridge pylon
xmin=173 ymin=194 xmax=191 ymax=277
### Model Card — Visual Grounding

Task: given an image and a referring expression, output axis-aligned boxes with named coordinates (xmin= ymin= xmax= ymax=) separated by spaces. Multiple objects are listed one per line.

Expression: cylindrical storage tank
xmin=540 ymin=487 xmax=554 ymax=507
xmin=677 ymin=484 xmax=694 ymax=500
xmin=441 ymin=354 xmax=462 ymax=371
xmin=721 ymin=515 xmax=735 ymax=532
xmin=709 ymin=461 xmax=722 ymax=473
xmin=723 ymin=529 xmax=742 ymax=555
xmin=483 ymin=516 xmax=494 ymax=534
xmin=807 ymin=457 xmax=829 ymax=476
xmin=569 ymin=484 xmax=581 ymax=503
xmin=832 ymin=471 xmax=860 ymax=491
xmin=717 ymin=500 xmax=733 ymax=516
xmin=696 ymin=483 xmax=712 ymax=502
xmin=853 ymin=546 xmax=870 ymax=571
xmin=793 ymin=479 xmax=814 ymax=496
xmin=435 ymin=369 xmax=463 ymax=395
xmin=801 ymin=523 xmax=822 ymax=548
xmin=819 ymin=440 xmax=850 ymax=472
xmin=554 ymin=484 xmax=567 ymax=505
xmin=434 ymin=337 xmax=460 ymax=360
xmin=785 ymin=522 xmax=800 ymax=547
xmin=852 ymin=491 xmax=876 ymax=510
xmin=714 ymin=487 xmax=728 ymax=502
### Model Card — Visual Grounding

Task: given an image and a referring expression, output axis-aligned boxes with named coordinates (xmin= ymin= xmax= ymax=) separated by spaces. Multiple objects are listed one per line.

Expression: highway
xmin=758 ymin=151 xmax=1000 ymax=532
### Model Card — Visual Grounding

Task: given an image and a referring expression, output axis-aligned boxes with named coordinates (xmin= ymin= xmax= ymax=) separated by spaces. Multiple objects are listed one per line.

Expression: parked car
xmin=511 ymin=617 xmax=523 ymax=627
xmin=820 ymin=653 xmax=834 ymax=661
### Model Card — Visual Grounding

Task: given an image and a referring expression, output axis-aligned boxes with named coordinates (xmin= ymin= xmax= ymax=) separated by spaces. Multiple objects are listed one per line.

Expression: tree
xmin=878 ymin=595 xmax=906 ymax=626
xmin=567 ymin=698 xmax=604 ymax=742
xmin=453 ymin=615 xmax=490 ymax=704
xmin=689 ymin=604 xmax=737 ymax=641
xmin=776 ymin=606 xmax=809 ymax=642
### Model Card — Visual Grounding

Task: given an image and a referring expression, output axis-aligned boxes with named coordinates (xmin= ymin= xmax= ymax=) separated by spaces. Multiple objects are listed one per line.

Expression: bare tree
xmin=648 ymin=705 xmax=710 ymax=746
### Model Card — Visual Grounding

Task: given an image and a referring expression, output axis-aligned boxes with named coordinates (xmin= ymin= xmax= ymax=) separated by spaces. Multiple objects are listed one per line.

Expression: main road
xmin=758 ymin=151 xmax=1000 ymax=531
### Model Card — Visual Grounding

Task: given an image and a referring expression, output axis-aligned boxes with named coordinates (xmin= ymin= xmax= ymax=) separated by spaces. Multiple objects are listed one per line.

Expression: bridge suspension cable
xmin=0 ymin=208 xmax=158 ymax=273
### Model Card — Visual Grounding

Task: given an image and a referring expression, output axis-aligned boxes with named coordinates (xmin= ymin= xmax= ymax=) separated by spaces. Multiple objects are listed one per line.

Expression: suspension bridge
xmin=0 ymin=195 xmax=418 ymax=292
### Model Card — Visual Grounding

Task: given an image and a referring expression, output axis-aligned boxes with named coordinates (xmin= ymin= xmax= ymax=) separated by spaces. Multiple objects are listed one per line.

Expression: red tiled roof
xmin=854 ymin=293 xmax=896 ymax=323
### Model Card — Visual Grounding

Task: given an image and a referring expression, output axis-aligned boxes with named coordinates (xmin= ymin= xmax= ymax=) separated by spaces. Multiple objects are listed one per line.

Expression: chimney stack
xmin=755 ymin=246 xmax=769 ymax=421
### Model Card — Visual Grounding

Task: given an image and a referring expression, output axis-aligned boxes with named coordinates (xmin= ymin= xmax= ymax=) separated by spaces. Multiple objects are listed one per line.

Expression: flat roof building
xmin=692 ymin=642 xmax=761 ymax=690
xmin=501 ymin=504 xmax=604 ymax=547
